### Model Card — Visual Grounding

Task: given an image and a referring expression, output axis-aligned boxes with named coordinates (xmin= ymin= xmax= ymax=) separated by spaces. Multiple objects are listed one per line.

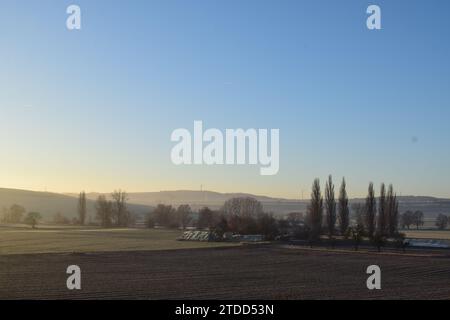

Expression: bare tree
xmin=153 ymin=204 xmax=177 ymax=228
xmin=197 ymin=207 xmax=215 ymax=229
xmin=78 ymin=191 xmax=87 ymax=225
xmin=214 ymin=215 xmax=229 ymax=237
xmin=365 ymin=182 xmax=376 ymax=239
xmin=112 ymin=190 xmax=129 ymax=227
xmin=435 ymin=214 xmax=449 ymax=230
xmin=221 ymin=197 xmax=263 ymax=234
xmin=222 ymin=197 xmax=263 ymax=218
xmin=95 ymin=195 xmax=113 ymax=227
xmin=338 ymin=177 xmax=350 ymax=236
xmin=400 ymin=211 xmax=414 ymax=229
xmin=256 ymin=213 xmax=278 ymax=240
xmin=324 ymin=175 xmax=336 ymax=239
xmin=0 ymin=204 xmax=26 ymax=223
xmin=307 ymin=178 xmax=323 ymax=241
xmin=24 ymin=212 xmax=42 ymax=229
xmin=413 ymin=210 xmax=424 ymax=230
xmin=176 ymin=204 xmax=192 ymax=229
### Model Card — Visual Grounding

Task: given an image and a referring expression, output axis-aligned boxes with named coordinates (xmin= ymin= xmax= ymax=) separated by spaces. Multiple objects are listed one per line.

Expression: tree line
xmin=93 ymin=190 xmax=133 ymax=227
xmin=2 ymin=186 xmax=449 ymax=234
xmin=148 ymin=197 xmax=279 ymax=240
xmin=0 ymin=204 xmax=42 ymax=228
xmin=306 ymin=176 xmax=403 ymax=244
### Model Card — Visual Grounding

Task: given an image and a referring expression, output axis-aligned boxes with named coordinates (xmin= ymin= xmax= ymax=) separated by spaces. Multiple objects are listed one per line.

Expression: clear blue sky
xmin=1 ymin=0 xmax=449 ymax=198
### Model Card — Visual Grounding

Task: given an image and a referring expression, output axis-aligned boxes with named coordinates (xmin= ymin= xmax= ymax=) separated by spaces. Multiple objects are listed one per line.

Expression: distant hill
xmin=0 ymin=188 xmax=153 ymax=221
xmin=75 ymin=190 xmax=450 ymax=218
xmin=1 ymin=188 xmax=449 ymax=221
xmin=78 ymin=190 xmax=287 ymax=205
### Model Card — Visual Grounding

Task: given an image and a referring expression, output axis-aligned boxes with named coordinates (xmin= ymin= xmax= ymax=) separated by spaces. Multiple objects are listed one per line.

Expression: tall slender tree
xmin=338 ymin=178 xmax=350 ymax=236
xmin=78 ymin=191 xmax=87 ymax=225
xmin=324 ymin=175 xmax=336 ymax=239
xmin=386 ymin=184 xmax=399 ymax=236
xmin=365 ymin=182 xmax=377 ymax=239
xmin=307 ymin=178 xmax=323 ymax=241
xmin=377 ymin=183 xmax=386 ymax=236
xmin=392 ymin=194 xmax=399 ymax=235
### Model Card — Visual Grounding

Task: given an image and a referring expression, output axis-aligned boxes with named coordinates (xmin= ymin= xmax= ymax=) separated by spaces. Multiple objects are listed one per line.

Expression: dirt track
xmin=1 ymin=246 xmax=449 ymax=299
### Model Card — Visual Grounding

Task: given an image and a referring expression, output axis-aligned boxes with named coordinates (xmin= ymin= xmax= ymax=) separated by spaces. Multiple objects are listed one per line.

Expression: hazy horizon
xmin=1 ymin=185 xmax=449 ymax=202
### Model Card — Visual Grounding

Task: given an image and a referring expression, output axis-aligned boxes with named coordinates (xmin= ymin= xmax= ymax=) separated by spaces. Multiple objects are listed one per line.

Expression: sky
xmin=0 ymin=0 xmax=450 ymax=199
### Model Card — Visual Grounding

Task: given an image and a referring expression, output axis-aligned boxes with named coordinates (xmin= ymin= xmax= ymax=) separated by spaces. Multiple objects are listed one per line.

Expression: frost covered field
xmin=0 ymin=226 xmax=236 ymax=255
xmin=1 ymin=245 xmax=450 ymax=300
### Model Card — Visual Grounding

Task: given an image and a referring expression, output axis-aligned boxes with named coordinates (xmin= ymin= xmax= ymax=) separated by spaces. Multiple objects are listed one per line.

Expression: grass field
xmin=0 ymin=226 xmax=237 ymax=255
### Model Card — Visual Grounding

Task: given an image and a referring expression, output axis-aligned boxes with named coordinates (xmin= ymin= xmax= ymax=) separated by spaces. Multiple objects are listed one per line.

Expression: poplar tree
xmin=377 ymin=183 xmax=386 ymax=236
xmin=365 ymin=183 xmax=376 ymax=239
xmin=325 ymin=175 xmax=336 ymax=239
xmin=338 ymin=178 xmax=350 ymax=236
xmin=78 ymin=191 xmax=87 ymax=225
xmin=386 ymin=184 xmax=399 ymax=236
xmin=308 ymin=178 xmax=323 ymax=241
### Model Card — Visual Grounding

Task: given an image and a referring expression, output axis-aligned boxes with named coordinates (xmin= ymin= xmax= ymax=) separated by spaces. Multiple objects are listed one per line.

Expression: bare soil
xmin=1 ymin=245 xmax=449 ymax=300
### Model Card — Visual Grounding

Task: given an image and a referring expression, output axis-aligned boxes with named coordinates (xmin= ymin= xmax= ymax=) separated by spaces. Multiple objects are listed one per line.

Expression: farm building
xmin=177 ymin=230 xmax=220 ymax=242
xmin=178 ymin=231 xmax=265 ymax=242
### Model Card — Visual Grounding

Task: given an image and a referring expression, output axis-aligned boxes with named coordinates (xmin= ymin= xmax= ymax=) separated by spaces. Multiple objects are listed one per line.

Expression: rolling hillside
xmin=0 ymin=188 xmax=153 ymax=221
xmin=1 ymin=188 xmax=449 ymax=221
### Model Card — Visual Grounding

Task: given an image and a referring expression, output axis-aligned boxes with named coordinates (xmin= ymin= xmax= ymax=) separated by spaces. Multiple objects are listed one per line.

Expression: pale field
xmin=403 ymin=230 xmax=450 ymax=240
xmin=0 ymin=226 xmax=237 ymax=255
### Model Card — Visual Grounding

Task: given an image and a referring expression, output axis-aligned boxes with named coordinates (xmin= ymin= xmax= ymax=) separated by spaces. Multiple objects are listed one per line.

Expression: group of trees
xmin=1 ymin=204 xmax=26 ymax=223
xmin=307 ymin=176 xmax=401 ymax=242
xmin=400 ymin=211 xmax=450 ymax=231
xmin=435 ymin=214 xmax=449 ymax=230
xmin=399 ymin=210 xmax=424 ymax=230
xmin=368 ymin=183 xmax=400 ymax=238
xmin=2 ymin=186 xmax=447 ymax=236
xmin=1 ymin=204 xmax=42 ymax=228
xmin=307 ymin=176 xmax=354 ymax=241
xmin=50 ymin=190 xmax=132 ymax=228
xmin=149 ymin=204 xmax=193 ymax=229
xmin=148 ymin=197 xmax=279 ymax=240
xmin=95 ymin=190 xmax=132 ymax=227
xmin=220 ymin=197 xmax=278 ymax=238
